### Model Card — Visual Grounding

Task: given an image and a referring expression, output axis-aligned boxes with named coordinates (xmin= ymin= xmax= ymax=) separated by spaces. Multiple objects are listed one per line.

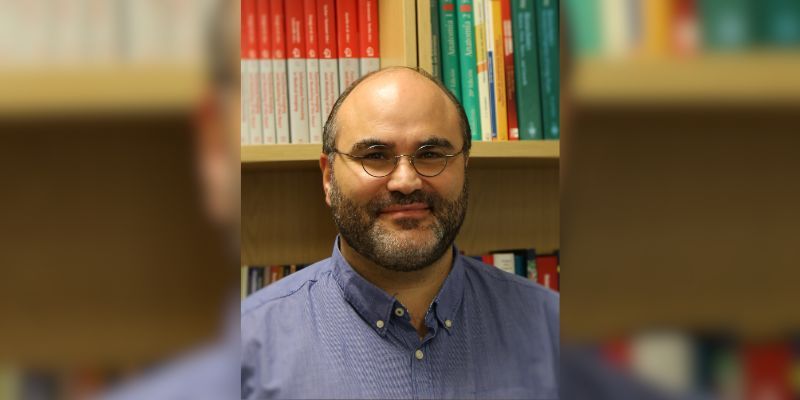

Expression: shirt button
xmin=415 ymin=349 xmax=424 ymax=360
xmin=445 ymin=319 xmax=453 ymax=328
xmin=376 ymin=320 xmax=385 ymax=329
xmin=394 ymin=307 xmax=405 ymax=317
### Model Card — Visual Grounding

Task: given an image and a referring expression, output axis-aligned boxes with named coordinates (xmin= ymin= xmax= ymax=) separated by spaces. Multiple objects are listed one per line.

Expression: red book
xmin=270 ymin=0 xmax=290 ymax=143
xmin=536 ymin=255 xmax=559 ymax=291
xmin=357 ymin=0 xmax=379 ymax=75
xmin=304 ymin=0 xmax=323 ymax=143
xmin=240 ymin=0 xmax=250 ymax=145
xmin=242 ymin=0 xmax=263 ymax=145
xmin=743 ymin=342 xmax=792 ymax=400
xmin=481 ymin=254 xmax=494 ymax=266
xmin=671 ymin=0 xmax=699 ymax=57
xmin=336 ymin=0 xmax=360 ymax=91
xmin=286 ymin=0 xmax=310 ymax=143
xmin=256 ymin=0 xmax=276 ymax=144
xmin=500 ymin=0 xmax=519 ymax=140
xmin=270 ymin=265 xmax=281 ymax=283
xmin=317 ymin=0 xmax=339 ymax=122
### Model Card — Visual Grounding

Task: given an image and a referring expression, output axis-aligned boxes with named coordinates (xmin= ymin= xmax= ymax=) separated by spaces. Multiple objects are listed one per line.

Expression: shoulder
xmin=241 ymin=259 xmax=334 ymax=318
xmin=460 ymin=255 xmax=559 ymax=317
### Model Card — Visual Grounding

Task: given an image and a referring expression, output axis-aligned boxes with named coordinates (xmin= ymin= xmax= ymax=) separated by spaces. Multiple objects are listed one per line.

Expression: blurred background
xmin=0 ymin=0 xmax=799 ymax=399
xmin=561 ymin=0 xmax=800 ymax=399
xmin=0 ymin=1 xmax=236 ymax=399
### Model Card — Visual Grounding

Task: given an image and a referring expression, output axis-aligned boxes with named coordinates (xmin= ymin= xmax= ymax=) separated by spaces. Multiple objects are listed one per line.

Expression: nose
xmin=385 ymin=155 xmax=422 ymax=195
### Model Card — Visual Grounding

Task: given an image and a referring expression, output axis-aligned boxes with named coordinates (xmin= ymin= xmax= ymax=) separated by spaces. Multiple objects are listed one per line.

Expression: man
xmin=241 ymin=66 xmax=559 ymax=399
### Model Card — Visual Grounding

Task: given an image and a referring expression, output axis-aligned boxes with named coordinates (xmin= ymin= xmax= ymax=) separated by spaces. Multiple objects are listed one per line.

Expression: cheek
xmin=333 ymin=166 xmax=385 ymax=203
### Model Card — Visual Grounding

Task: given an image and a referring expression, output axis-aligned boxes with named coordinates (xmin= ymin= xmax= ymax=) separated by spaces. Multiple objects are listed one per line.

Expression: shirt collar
xmin=330 ymin=236 xmax=465 ymax=335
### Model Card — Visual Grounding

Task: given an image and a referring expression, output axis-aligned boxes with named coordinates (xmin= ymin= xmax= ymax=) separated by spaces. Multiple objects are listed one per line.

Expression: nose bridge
xmin=386 ymin=153 xmax=422 ymax=193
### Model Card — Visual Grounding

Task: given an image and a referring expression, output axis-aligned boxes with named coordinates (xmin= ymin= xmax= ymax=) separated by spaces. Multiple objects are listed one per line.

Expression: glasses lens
xmin=413 ymin=146 xmax=449 ymax=177
xmin=359 ymin=147 xmax=396 ymax=177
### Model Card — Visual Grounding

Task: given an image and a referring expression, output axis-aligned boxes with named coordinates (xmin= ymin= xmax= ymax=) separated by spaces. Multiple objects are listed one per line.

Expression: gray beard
xmin=329 ymin=170 xmax=468 ymax=272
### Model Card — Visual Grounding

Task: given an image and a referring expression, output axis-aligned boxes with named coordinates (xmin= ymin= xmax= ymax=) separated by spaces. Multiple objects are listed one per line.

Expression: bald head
xmin=322 ymin=67 xmax=471 ymax=157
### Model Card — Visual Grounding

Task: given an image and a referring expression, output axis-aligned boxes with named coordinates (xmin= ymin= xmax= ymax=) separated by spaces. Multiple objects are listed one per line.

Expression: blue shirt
xmin=241 ymin=237 xmax=559 ymax=399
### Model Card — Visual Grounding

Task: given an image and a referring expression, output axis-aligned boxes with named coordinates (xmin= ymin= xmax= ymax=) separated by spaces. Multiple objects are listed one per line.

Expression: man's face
xmin=323 ymin=70 xmax=468 ymax=271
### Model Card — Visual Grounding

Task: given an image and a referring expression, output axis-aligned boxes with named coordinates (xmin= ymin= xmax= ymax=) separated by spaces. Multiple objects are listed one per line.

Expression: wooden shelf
xmin=0 ymin=66 xmax=204 ymax=114
xmin=241 ymin=140 xmax=559 ymax=170
xmin=573 ymin=52 xmax=800 ymax=104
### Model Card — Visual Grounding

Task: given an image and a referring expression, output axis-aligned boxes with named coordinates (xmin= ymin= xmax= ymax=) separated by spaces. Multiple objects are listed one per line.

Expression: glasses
xmin=332 ymin=144 xmax=465 ymax=178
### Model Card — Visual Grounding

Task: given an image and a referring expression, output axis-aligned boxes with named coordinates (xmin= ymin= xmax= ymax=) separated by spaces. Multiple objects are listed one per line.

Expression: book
xmin=743 ymin=342 xmax=792 ymax=400
xmin=758 ymin=0 xmax=800 ymax=47
xmin=488 ymin=0 xmax=508 ymax=140
xmin=336 ymin=0 xmax=360 ymax=91
xmin=492 ymin=252 xmax=516 ymax=274
xmin=481 ymin=254 xmax=494 ymax=266
xmin=535 ymin=0 xmax=559 ymax=140
xmin=270 ymin=0 xmax=291 ymax=143
xmin=563 ymin=0 xmax=601 ymax=57
xmin=473 ymin=0 xmax=493 ymax=141
xmin=535 ymin=254 xmax=558 ymax=291
xmin=439 ymin=0 xmax=462 ymax=101
xmin=240 ymin=0 xmax=251 ymax=145
xmin=248 ymin=266 xmax=265 ymax=294
xmin=305 ymin=0 xmax=323 ymax=143
xmin=243 ymin=0 xmax=264 ymax=145
xmin=501 ymin=0 xmax=520 ymax=140
xmin=286 ymin=0 xmax=310 ymax=143
xmin=317 ymin=0 xmax=339 ymax=124
xmin=257 ymin=0 xmax=277 ymax=144
xmin=429 ymin=0 xmax=442 ymax=79
xmin=358 ymin=0 xmax=380 ymax=75
xmin=455 ymin=0 xmax=482 ymax=140
xmin=671 ymin=0 xmax=699 ymax=57
xmin=417 ymin=0 xmax=436 ymax=76
xmin=511 ymin=0 xmax=543 ymax=140
xmin=526 ymin=248 xmax=537 ymax=280
xmin=698 ymin=0 xmax=753 ymax=51
xmin=642 ymin=0 xmax=672 ymax=58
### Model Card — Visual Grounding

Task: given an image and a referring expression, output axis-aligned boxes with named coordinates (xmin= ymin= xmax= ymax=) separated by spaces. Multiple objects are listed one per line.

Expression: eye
xmin=362 ymin=150 xmax=391 ymax=160
xmin=416 ymin=148 xmax=446 ymax=159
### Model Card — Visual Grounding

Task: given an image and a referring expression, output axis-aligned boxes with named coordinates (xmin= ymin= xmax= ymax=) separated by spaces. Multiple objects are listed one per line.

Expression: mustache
xmin=367 ymin=190 xmax=441 ymax=215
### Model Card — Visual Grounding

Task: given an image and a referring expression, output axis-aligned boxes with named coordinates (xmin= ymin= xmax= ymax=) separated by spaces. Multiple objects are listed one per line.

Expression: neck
xmin=340 ymin=238 xmax=453 ymax=338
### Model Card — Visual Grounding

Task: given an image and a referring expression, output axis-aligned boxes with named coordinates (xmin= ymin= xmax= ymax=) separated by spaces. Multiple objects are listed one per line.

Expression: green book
xmin=456 ymin=0 xmax=482 ymax=140
xmin=439 ymin=0 xmax=462 ymax=101
xmin=535 ymin=0 xmax=559 ymax=140
xmin=698 ymin=0 xmax=753 ymax=51
xmin=430 ymin=0 xmax=442 ymax=79
xmin=511 ymin=0 xmax=543 ymax=140
xmin=564 ymin=0 xmax=601 ymax=57
xmin=757 ymin=0 xmax=800 ymax=46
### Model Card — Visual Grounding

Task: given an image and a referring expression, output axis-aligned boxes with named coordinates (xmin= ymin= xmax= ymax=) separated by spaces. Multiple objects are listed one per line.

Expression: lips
xmin=379 ymin=203 xmax=431 ymax=218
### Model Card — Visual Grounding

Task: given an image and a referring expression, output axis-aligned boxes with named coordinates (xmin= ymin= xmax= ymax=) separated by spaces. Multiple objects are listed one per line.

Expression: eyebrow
xmin=347 ymin=136 xmax=456 ymax=152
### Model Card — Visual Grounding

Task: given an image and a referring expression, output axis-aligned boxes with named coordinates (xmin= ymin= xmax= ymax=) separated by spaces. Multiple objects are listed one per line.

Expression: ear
xmin=320 ymin=153 xmax=333 ymax=207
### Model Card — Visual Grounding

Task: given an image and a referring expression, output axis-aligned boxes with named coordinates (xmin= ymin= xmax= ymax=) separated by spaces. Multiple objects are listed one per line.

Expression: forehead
xmin=336 ymin=70 xmax=462 ymax=150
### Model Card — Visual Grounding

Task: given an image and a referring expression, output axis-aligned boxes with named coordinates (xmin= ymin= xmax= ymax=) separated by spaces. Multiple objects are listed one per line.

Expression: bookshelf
xmin=0 ymin=66 xmax=204 ymax=114
xmin=573 ymin=52 xmax=800 ymax=104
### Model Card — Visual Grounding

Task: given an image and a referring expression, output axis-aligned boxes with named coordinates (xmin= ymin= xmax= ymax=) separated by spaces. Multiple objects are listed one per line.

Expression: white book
xmin=241 ymin=61 xmax=250 ymax=145
xmin=273 ymin=59 xmax=290 ymax=144
xmin=318 ymin=0 xmax=340 ymax=125
xmin=473 ymin=0 xmax=493 ymax=141
xmin=305 ymin=0 xmax=323 ymax=144
xmin=287 ymin=57 xmax=310 ymax=143
xmin=493 ymin=252 xmax=516 ymax=275
xmin=259 ymin=59 xmax=276 ymax=144
xmin=245 ymin=58 xmax=264 ymax=145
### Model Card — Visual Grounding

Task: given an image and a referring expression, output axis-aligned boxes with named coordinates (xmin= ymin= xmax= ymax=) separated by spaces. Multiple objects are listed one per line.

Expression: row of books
xmin=0 ymin=0 xmax=214 ymax=66
xmin=598 ymin=332 xmax=800 ymax=398
xmin=240 ymin=0 xmax=380 ymax=146
xmin=241 ymin=264 xmax=309 ymax=298
xmin=566 ymin=0 xmax=800 ymax=59
xmin=241 ymin=249 xmax=559 ymax=300
xmin=423 ymin=0 xmax=560 ymax=141
xmin=470 ymin=249 xmax=560 ymax=292
xmin=0 ymin=366 xmax=121 ymax=400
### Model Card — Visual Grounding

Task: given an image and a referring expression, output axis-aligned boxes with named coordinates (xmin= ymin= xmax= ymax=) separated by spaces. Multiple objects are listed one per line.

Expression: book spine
xmin=501 ymin=0 xmax=519 ymax=140
xmin=439 ymin=0 xmax=462 ymax=101
xmin=271 ymin=0 xmax=291 ymax=143
xmin=244 ymin=0 xmax=264 ymax=145
xmin=318 ymin=0 xmax=340 ymax=124
xmin=455 ymin=0 xmax=482 ymax=140
xmin=511 ymin=0 xmax=543 ymax=140
xmin=336 ymin=0 xmax=360 ymax=92
xmin=358 ymin=0 xmax=380 ymax=75
xmin=489 ymin=0 xmax=508 ymax=140
xmin=671 ymin=0 xmax=699 ymax=57
xmin=643 ymin=0 xmax=672 ymax=58
xmin=492 ymin=252 xmax=516 ymax=274
xmin=536 ymin=0 xmax=559 ymax=140
xmin=241 ymin=266 xmax=248 ymax=298
xmin=473 ymin=0 xmax=493 ymax=142
xmin=482 ymin=0 xmax=499 ymax=141
xmin=430 ymin=0 xmax=442 ymax=79
xmin=240 ymin=1 xmax=250 ymax=146
xmin=305 ymin=0 xmax=323 ymax=143
xmin=287 ymin=0 xmax=310 ymax=143
xmin=257 ymin=0 xmax=277 ymax=144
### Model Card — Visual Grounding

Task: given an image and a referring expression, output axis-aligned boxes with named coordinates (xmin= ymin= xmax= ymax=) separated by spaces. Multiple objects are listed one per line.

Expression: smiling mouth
xmin=379 ymin=203 xmax=431 ymax=218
